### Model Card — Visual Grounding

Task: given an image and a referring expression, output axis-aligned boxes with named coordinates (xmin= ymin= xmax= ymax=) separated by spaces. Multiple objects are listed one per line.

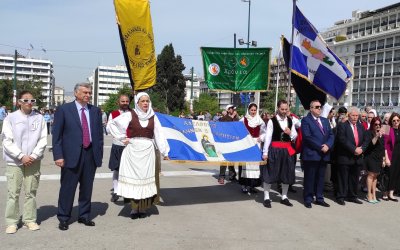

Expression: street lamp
xmin=238 ymin=38 xmax=257 ymax=47
xmin=241 ymin=0 xmax=253 ymax=48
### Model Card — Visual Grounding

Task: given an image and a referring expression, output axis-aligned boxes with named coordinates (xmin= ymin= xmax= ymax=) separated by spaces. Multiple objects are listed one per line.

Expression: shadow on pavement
xmin=117 ymin=204 xmax=160 ymax=218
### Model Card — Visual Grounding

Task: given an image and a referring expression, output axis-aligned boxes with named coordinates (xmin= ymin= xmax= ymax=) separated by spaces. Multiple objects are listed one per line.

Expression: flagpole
xmin=275 ymin=43 xmax=282 ymax=112
xmin=288 ymin=0 xmax=296 ymax=106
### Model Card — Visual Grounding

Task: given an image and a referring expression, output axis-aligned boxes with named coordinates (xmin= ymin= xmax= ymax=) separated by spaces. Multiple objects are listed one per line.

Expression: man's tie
xmin=353 ymin=124 xmax=359 ymax=146
xmin=81 ymin=108 xmax=90 ymax=148
xmin=315 ymin=118 xmax=325 ymax=135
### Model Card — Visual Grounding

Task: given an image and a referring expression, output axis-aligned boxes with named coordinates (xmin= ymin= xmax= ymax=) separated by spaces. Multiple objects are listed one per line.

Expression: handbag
xmin=377 ymin=166 xmax=390 ymax=192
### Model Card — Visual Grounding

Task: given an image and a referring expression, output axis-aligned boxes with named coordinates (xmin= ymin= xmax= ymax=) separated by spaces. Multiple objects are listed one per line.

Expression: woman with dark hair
xmin=364 ymin=117 xmax=385 ymax=203
xmin=384 ymin=112 xmax=400 ymax=201
xmin=238 ymin=103 xmax=266 ymax=194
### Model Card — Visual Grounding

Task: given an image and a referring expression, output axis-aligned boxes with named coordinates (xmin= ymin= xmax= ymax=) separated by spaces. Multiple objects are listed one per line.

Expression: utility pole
xmin=12 ymin=50 xmax=17 ymax=111
xmin=190 ymin=67 xmax=194 ymax=112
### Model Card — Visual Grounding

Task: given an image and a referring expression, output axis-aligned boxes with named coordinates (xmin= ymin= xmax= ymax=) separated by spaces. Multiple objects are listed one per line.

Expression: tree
xmin=0 ymin=78 xmax=46 ymax=109
xmin=151 ymin=43 xmax=186 ymax=114
xmin=193 ymin=93 xmax=220 ymax=115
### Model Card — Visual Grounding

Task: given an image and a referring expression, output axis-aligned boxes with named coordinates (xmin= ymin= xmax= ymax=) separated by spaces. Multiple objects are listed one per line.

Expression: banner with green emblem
xmin=201 ymin=47 xmax=271 ymax=92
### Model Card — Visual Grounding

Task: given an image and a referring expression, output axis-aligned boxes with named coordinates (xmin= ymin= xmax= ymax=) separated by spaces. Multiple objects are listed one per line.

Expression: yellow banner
xmin=114 ymin=0 xmax=156 ymax=90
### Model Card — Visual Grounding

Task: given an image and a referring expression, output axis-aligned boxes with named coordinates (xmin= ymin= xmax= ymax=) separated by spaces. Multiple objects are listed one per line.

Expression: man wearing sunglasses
xmin=3 ymin=91 xmax=47 ymax=234
xmin=301 ymin=100 xmax=334 ymax=208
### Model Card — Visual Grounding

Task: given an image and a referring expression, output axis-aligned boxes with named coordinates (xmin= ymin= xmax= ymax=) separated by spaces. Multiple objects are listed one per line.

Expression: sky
xmin=1 ymin=0 xmax=399 ymax=92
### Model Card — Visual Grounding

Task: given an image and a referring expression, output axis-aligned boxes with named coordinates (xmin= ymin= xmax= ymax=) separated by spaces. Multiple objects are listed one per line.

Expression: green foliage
xmin=0 ymin=78 xmax=46 ymax=109
xmin=151 ymin=43 xmax=186 ymax=114
xmin=193 ymin=93 xmax=220 ymax=115
xmin=147 ymin=90 xmax=167 ymax=113
xmin=261 ymin=88 xmax=286 ymax=114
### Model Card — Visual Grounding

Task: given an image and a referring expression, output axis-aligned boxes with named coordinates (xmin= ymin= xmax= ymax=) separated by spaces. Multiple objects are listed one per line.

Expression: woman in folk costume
xmin=109 ymin=92 xmax=169 ymax=219
xmin=238 ymin=103 xmax=266 ymax=194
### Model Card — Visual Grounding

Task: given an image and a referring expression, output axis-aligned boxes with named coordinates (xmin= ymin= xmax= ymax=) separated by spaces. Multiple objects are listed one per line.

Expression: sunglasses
xmin=393 ymin=119 xmax=400 ymax=122
xmin=19 ymin=99 xmax=36 ymax=104
xmin=374 ymin=123 xmax=381 ymax=127
xmin=313 ymin=106 xmax=321 ymax=109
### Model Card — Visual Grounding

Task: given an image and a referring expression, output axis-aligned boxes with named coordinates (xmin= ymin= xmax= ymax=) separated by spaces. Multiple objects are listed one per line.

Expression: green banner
xmin=201 ymin=47 xmax=271 ymax=92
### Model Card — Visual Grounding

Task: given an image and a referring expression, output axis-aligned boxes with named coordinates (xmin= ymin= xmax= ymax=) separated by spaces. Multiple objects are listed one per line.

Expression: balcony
xmin=360 ymin=88 xmax=366 ymax=91
xmin=393 ymin=86 xmax=400 ymax=90
xmin=367 ymin=88 xmax=374 ymax=91
xmin=377 ymin=59 xmax=383 ymax=63
xmin=360 ymin=75 xmax=367 ymax=78
xmin=362 ymin=49 xmax=368 ymax=52
xmin=369 ymin=60 xmax=375 ymax=64
xmin=361 ymin=62 xmax=368 ymax=65
xmin=353 ymin=75 xmax=359 ymax=79
xmin=385 ymin=58 xmax=392 ymax=62
xmin=383 ymin=87 xmax=391 ymax=90
xmin=393 ymin=72 xmax=400 ymax=76
xmin=375 ymin=87 xmax=382 ymax=91
xmin=354 ymin=61 xmax=361 ymax=66
xmin=376 ymin=73 xmax=383 ymax=77
xmin=355 ymin=49 xmax=361 ymax=54
xmin=384 ymin=72 xmax=392 ymax=76
xmin=360 ymin=102 xmax=365 ymax=106
xmin=368 ymin=74 xmax=375 ymax=77
xmin=394 ymin=57 xmax=400 ymax=61
xmin=386 ymin=44 xmax=394 ymax=48
xmin=352 ymin=88 xmax=358 ymax=92
xmin=369 ymin=47 xmax=376 ymax=51
xmin=395 ymin=42 xmax=400 ymax=47
xmin=394 ymin=102 xmax=399 ymax=106
xmin=377 ymin=45 xmax=385 ymax=50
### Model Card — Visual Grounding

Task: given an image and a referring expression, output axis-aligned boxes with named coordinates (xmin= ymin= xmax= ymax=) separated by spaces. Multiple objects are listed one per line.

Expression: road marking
xmin=0 ymin=169 xmax=301 ymax=182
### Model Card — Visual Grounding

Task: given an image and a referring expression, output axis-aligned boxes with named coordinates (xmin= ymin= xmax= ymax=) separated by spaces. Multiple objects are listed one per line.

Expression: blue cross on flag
xmin=291 ymin=5 xmax=352 ymax=100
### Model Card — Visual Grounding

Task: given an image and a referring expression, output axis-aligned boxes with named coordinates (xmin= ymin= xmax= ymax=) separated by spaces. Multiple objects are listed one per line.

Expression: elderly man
xmin=335 ymin=107 xmax=368 ymax=205
xmin=53 ymin=83 xmax=104 ymax=230
xmin=301 ymin=100 xmax=334 ymax=208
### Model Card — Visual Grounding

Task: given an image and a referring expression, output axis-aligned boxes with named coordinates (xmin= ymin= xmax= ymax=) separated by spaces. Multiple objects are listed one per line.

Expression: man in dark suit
xmin=335 ymin=107 xmax=367 ymax=205
xmin=52 ymin=83 xmax=104 ymax=230
xmin=301 ymin=100 xmax=335 ymax=208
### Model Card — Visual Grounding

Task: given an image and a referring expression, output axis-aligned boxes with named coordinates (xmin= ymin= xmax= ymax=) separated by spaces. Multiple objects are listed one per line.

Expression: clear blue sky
xmin=1 ymin=0 xmax=398 ymax=92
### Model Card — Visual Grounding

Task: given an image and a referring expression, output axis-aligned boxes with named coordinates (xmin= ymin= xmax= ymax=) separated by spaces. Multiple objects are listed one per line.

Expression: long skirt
xmin=261 ymin=146 xmax=295 ymax=185
xmin=117 ymin=138 xmax=157 ymax=210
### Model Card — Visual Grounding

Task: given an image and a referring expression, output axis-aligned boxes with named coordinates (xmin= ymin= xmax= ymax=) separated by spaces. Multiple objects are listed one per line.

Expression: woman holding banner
xmin=109 ymin=92 xmax=169 ymax=219
xmin=238 ymin=103 xmax=266 ymax=194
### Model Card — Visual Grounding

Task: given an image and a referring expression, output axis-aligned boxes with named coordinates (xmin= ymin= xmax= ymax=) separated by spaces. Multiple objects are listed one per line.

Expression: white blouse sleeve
xmin=259 ymin=121 xmax=267 ymax=142
xmin=262 ymin=119 xmax=273 ymax=156
xmin=109 ymin=112 xmax=131 ymax=141
xmin=154 ymin=115 xmax=170 ymax=157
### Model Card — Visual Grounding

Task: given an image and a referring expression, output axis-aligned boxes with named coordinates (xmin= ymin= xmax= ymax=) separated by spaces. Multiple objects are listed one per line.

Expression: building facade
xmin=91 ymin=65 xmax=130 ymax=106
xmin=183 ymin=73 xmax=201 ymax=101
xmin=0 ymin=54 xmax=55 ymax=108
xmin=54 ymin=86 xmax=64 ymax=107
xmin=321 ymin=3 xmax=400 ymax=114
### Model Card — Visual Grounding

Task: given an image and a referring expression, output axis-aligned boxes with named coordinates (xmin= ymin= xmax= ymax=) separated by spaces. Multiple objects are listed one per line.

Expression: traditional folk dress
xmin=238 ymin=105 xmax=266 ymax=189
xmin=262 ymin=115 xmax=297 ymax=185
xmin=107 ymin=110 xmax=130 ymax=172
xmin=109 ymin=94 xmax=169 ymax=210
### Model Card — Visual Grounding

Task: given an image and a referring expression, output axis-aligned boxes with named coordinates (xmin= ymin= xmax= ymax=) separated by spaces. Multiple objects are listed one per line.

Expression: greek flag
xmin=291 ymin=5 xmax=352 ymax=100
xmin=156 ymin=113 xmax=262 ymax=162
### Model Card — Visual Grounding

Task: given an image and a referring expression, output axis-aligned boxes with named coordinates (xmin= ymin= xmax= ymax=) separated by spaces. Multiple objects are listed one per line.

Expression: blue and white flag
xmin=291 ymin=5 xmax=352 ymax=100
xmin=156 ymin=113 xmax=262 ymax=162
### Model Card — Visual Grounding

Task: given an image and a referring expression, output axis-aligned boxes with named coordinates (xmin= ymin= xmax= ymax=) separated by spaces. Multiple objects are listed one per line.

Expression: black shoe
xmin=241 ymin=187 xmax=248 ymax=194
xmin=78 ymin=218 xmax=95 ymax=226
xmin=130 ymin=213 xmax=140 ymax=220
xmin=388 ymin=197 xmax=399 ymax=202
xmin=304 ymin=203 xmax=312 ymax=208
xmin=263 ymin=199 xmax=272 ymax=208
xmin=249 ymin=187 xmax=258 ymax=194
xmin=280 ymin=198 xmax=293 ymax=207
xmin=58 ymin=221 xmax=69 ymax=231
xmin=111 ymin=193 xmax=120 ymax=202
xmin=315 ymin=200 xmax=330 ymax=207
xmin=228 ymin=174 xmax=237 ymax=181
xmin=336 ymin=199 xmax=345 ymax=206
xmin=347 ymin=198 xmax=362 ymax=204
xmin=138 ymin=212 xmax=147 ymax=219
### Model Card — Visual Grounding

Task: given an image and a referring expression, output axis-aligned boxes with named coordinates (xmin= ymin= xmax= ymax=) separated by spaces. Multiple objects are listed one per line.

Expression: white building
xmin=183 ymin=73 xmax=201 ymax=101
xmin=321 ymin=3 xmax=400 ymax=114
xmin=91 ymin=65 xmax=130 ymax=106
xmin=0 ymin=54 xmax=55 ymax=108
xmin=54 ymin=86 xmax=64 ymax=107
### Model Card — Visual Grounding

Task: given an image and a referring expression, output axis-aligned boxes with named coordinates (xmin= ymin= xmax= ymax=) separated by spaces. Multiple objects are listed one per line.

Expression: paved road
xmin=1 ymin=135 xmax=399 ymax=249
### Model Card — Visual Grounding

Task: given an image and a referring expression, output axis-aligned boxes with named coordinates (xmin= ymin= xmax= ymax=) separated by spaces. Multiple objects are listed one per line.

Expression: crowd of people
xmin=2 ymin=85 xmax=400 ymax=235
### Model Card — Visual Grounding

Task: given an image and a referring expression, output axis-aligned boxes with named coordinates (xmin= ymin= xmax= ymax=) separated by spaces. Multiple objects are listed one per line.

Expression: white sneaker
xmin=23 ymin=222 xmax=40 ymax=231
xmin=6 ymin=225 xmax=17 ymax=234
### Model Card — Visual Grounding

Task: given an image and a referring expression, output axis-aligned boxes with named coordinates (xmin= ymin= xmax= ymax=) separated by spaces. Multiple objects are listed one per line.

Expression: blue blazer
xmin=52 ymin=101 xmax=104 ymax=168
xmin=301 ymin=113 xmax=334 ymax=162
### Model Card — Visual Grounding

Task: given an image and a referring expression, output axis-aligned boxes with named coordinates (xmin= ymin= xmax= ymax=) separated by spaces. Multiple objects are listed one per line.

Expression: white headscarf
xmin=245 ymin=102 xmax=264 ymax=128
xmin=134 ymin=92 xmax=155 ymax=121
